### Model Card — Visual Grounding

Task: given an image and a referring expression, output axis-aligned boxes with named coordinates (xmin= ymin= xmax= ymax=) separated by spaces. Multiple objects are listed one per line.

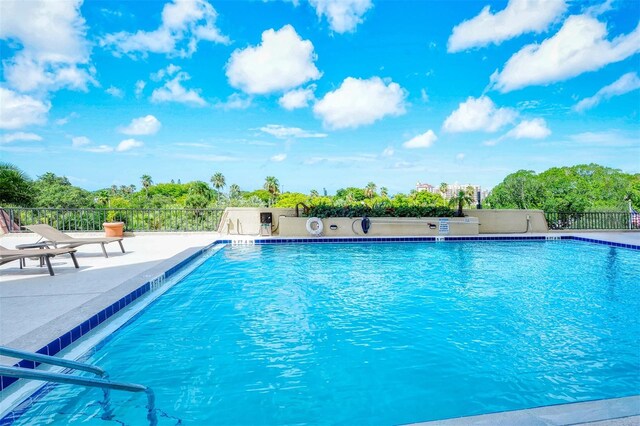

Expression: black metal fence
xmin=1 ymin=208 xmax=225 ymax=233
xmin=545 ymin=211 xmax=640 ymax=230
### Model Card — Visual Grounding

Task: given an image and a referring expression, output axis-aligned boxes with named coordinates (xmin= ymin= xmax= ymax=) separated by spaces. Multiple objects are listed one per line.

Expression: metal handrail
xmin=0 ymin=347 xmax=157 ymax=425
xmin=0 ymin=346 xmax=106 ymax=378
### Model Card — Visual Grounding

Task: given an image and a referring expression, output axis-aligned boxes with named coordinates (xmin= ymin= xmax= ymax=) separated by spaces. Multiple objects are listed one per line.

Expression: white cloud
xmin=443 ymin=96 xmax=517 ymax=133
xmin=484 ymin=118 xmax=551 ymax=146
xmin=150 ymin=71 xmax=206 ymax=106
xmin=448 ymin=0 xmax=566 ymax=52
xmin=259 ymin=124 xmax=327 ymax=139
xmin=71 ymin=136 xmax=91 ymax=147
xmin=85 ymin=145 xmax=113 ymax=153
xmin=54 ymin=112 xmax=78 ymax=126
xmin=135 ymin=80 xmax=146 ymax=97
xmin=0 ymin=132 xmax=43 ymax=144
xmin=505 ymin=118 xmax=551 ymax=139
xmin=0 ymin=0 xmax=95 ymax=94
xmin=491 ymin=15 xmax=640 ymax=92
xmin=119 ymin=115 xmax=162 ymax=135
xmin=402 ymin=130 xmax=438 ymax=149
xmin=279 ymin=86 xmax=316 ymax=110
xmin=270 ymin=153 xmax=287 ymax=162
xmin=381 ymin=146 xmax=394 ymax=157
xmin=569 ymin=130 xmax=637 ymax=147
xmin=105 ymin=86 xmax=124 ymax=98
xmin=116 ymin=138 xmax=144 ymax=152
xmin=455 ymin=153 xmax=465 ymax=161
xmin=304 ymin=154 xmax=376 ymax=165
xmin=226 ymin=25 xmax=321 ymax=94
xmin=313 ymin=77 xmax=407 ymax=129
xmin=574 ymin=72 xmax=640 ymax=112
xmin=216 ymin=93 xmax=252 ymax=110
xmin=150 ymin=63 xmax=181 ymax=81
xmin=308 ymin=0 xmax=373 ymax=33
xmin=0 ymin=88 xmax=51 ymax=129
xmin=101 ymin=0 xmax=230 ymax=58
xmin=420 ymin=88 xmax=429 ymax=103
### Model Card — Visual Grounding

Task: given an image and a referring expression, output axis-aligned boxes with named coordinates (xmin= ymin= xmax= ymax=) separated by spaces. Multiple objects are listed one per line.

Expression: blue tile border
xmin=1 ymin=235 xmax=637 ymax=393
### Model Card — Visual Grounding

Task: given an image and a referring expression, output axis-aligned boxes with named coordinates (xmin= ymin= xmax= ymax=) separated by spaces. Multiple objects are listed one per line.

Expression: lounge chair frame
xmin=25 ymin=224 xmax=125 ymax=258
xmin=0 ymin=246 xmax=79 ymax=276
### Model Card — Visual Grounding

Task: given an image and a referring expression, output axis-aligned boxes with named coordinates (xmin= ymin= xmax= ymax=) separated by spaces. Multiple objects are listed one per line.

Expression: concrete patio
xmin=0 ymin=232 xmax=219 ymax=355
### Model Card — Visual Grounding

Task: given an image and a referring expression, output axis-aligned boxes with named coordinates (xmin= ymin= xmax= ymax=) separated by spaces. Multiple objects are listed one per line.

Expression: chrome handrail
xmin=0 ymin=348 xmax=157 ymax=426
xmin=0 ymin=346 xmax=107 ymax=378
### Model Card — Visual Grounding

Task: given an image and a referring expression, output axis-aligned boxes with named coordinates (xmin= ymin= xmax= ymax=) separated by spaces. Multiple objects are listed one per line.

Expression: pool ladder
xmin=0 ymin=346 xmax=157 ymax=425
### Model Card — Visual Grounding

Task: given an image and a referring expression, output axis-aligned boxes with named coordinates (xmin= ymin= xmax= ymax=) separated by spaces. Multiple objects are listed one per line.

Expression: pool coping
xmin=1 ymin=234 xmax=638 ymax=424
xmin=409 ymin=395 xmax=640 ymax=425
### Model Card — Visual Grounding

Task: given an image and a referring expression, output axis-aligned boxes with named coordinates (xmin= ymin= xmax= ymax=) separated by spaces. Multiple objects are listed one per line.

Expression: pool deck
xmin=1 ymin=230 xmax=639 ymax=425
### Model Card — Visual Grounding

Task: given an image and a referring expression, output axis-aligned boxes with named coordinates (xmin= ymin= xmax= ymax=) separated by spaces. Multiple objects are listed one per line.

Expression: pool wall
xmin=1 ymin=234 xmax=638 ymax=393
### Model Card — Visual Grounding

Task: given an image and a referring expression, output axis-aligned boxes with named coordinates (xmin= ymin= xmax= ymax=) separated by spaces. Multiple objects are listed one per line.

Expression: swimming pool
xmin=5 ymin=240 xmax=640 ymax=424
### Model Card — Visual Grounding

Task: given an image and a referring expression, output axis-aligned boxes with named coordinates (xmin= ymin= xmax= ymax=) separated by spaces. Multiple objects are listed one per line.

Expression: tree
xmin=364 ymin=182 xmax=377 ymax=199
xmin=485 ymin=170 xmax=543 ymax=209
xmin=439 ymin=182 xmax=449 ymax=198
xmin=229 ymin=184 xmax=241 ymax=199
xmin=189 ymin=181 xmax=213 ymax=200
xmin=310 ymin=189 xmax=319 ymax=198
xmin=380 ymin=187 xmax=389 ymax=198
xmin=210 ymin=172 xmax=226 ymax=194
xmin=411 ymin=191 xmax=445 ymax=206
xmin=335 ymin=187 xmax=365 ymax=203
xmin=0 ymin=163 xmax=33 ymax=206
xmin=449 ymin=188 xmax=474 ymax=217
xmin=264 ymin=176 xmax=280 ymax=205
xmin=32 ymin=172 xmax=94 ymax=208
xmin=274 ymin=192 xmax=309 ymax=208
xmin=140 ymin=175 xmax=153 ymax=196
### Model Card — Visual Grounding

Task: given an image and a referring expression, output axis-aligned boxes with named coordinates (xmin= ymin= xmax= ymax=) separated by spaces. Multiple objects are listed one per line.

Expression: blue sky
xmin=1 ymin=0 xmax=639 ymax=194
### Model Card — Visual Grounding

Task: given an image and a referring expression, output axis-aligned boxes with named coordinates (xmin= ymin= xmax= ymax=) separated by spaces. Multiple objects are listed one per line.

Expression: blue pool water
xmin=7 ymin=241 xmax=640 ymax=425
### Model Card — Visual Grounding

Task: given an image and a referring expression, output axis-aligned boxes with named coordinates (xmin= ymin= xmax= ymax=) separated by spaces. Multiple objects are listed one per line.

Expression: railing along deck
xmin=1 ymin=208 xmax=224 ymax=233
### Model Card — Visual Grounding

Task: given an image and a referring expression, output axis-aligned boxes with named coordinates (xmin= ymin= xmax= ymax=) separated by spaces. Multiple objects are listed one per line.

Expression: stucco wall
xmin=219 ymin=208 xmax=547 ymax=236
xmin=218 ymin=208 xmax=295 ymax=236
xmin=464 ymin=209 xmax=548 ymax=233
xmin=279 ymin=217 xmax=479 ymax=237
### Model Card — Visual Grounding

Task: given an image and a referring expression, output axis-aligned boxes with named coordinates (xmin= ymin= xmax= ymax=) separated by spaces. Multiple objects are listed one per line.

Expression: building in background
xmin=416 ymin=181 xmax=490 ymax=206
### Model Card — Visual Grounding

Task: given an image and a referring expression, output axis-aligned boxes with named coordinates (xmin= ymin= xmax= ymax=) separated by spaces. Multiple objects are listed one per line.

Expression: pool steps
xmin=0 ymin=346 xmax=157 ymax=425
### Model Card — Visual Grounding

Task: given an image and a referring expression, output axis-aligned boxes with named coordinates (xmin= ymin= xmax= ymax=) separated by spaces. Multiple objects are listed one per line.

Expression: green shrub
xmin=308 ymin=204 xmax=454 ymax=218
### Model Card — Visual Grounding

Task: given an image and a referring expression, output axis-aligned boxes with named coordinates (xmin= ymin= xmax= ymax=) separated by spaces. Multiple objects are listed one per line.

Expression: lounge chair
xmin=0 ymin=245 xmax=79 ymax=276
xmin=26 ymin=224 xmax=125 ymax=258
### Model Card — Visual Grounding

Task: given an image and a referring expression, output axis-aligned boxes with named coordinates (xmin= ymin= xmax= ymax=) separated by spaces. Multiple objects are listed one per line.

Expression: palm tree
xmin=140 ymin=174 xmax=153 ymax=196
xmin=449 ymin=188 xmax=474 ymax=217
xmin=110 ymin=185 xmax=118 ymax=196
xmin=439 ymin=182 xmax=449 ymax=198
xmin=364 ymin=182 xmax=377 ymax=199
xmin=264 ymin=176 xmax=280 ymax=205
xmin=380 ymin=187 xmax=388 ymax=198
xmin=310 ymin=189 xmax=319 ymax=198
xmin=229 ymin=184 xmax=241 ymax=199
xmin=210 ymin=172 xmax=226 ymax=194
